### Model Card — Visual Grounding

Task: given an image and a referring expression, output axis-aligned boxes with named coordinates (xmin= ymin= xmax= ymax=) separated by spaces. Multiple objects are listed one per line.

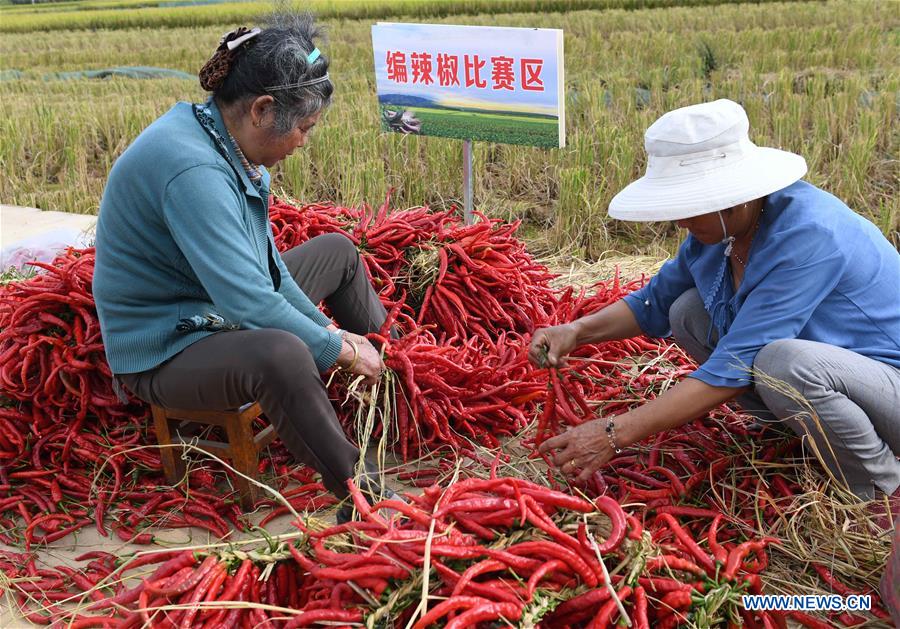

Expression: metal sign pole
xmin=463 ymin=139 xmax=473 ymax=225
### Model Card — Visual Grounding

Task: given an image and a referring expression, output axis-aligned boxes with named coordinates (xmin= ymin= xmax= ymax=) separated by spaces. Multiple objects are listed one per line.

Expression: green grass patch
xmin=384 ymin=105 xmax=560 ymax=148
xmin=0 ymin=0 xmax=800 ymax=32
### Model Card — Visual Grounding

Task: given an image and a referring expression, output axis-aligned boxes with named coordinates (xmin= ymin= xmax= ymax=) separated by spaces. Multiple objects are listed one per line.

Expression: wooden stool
xmin=151 ymin=402 xmax=276 ymax=510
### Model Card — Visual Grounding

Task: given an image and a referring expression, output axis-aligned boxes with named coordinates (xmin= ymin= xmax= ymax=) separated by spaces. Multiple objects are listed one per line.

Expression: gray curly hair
xmin=204 ymin=12 xmax=333 ymax=135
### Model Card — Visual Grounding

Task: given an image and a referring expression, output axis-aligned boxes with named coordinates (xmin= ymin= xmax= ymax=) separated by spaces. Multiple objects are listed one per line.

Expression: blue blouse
xmin=623 ymin=180 xmax=900 ymax=388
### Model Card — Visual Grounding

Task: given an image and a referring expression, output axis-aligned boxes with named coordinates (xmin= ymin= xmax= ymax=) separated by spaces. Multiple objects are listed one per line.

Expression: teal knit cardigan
xmin=93 ymin=100 xmax=342 ymax=375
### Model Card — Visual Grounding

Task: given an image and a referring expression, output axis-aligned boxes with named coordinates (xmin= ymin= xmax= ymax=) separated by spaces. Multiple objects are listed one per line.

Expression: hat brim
xmin=608 ymin=147 xmax=807 ymax=221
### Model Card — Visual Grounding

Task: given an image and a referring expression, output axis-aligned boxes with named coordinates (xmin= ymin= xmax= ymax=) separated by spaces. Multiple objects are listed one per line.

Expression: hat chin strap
xmin=717 ymin=211 xmax=735 ymax=256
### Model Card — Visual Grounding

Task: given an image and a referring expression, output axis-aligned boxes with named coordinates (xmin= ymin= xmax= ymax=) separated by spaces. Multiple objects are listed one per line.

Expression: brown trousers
xmin=120 ymin=233 xmax=389 ymax=497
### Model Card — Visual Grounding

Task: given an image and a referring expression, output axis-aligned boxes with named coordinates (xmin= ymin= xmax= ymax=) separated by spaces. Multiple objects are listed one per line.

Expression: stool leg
xmin=224 ymin=414 xmax=260 ymax=511
xmin=152 ymin=406 xmax=183 ymax=485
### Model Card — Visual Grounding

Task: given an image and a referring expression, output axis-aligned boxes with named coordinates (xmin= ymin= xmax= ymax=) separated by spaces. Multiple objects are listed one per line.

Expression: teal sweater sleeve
xmin=162 ymin=164 xmax=343 ymax=371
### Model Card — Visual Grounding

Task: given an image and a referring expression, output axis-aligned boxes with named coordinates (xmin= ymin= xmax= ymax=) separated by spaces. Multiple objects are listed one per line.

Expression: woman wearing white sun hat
xmin=530 ymin=99 xmax=900 ymax=512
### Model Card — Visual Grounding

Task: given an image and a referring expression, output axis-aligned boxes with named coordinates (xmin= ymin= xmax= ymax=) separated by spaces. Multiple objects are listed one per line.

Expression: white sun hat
xmin=609 ymin=99 xmax=807 ymax=221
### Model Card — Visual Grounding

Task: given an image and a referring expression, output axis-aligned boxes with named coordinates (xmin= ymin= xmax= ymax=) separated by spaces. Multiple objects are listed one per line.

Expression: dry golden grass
xmin=0 ymin=0 xmax=897 ymax=258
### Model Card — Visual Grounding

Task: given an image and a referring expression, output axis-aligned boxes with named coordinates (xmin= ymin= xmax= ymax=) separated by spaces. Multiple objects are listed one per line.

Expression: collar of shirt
xmin=193 ymin=98 xmax=270 ymax=200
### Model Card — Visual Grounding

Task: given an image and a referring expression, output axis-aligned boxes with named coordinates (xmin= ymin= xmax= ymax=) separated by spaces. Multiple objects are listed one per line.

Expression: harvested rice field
xmin=1 ymin=0 xmax=898 ymax=627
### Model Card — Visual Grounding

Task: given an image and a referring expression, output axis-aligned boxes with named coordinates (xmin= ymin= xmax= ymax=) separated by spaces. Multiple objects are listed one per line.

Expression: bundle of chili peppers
xmin=348 ymin=200 xmax=459 ymax=310
xmin=271 ymin=194 xmax=460 ymax=330
xmin=0 ymin=249 xmax=144 ymax=433
xmin=413 ymin=216 xmax=558 ymax=341
xmin=5 ymin=473 xmax=624 ymax=627
xmin=269 ymin=198 xmax=360 ymax=250
xmin=0 ymin=250 xmax=331 ymax=543
xmin=525 ymin=363 xmax=895 ymax=625
xmin=372 ymin=328 xmax=541 ymax=461
xmin=11 ymin=470 xmax=853 ymax=628
xmin=0 ymin=403 xmax=330 ymax=549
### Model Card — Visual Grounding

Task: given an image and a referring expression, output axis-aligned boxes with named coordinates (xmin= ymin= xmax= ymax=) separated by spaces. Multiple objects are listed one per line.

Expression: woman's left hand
xmin=328 ymin=326 xmax=378 ymax=352
xmin=538 ymin=418 xmax=615 ymax=484
xmin=342 ymin=331 xmax=376 ymax=351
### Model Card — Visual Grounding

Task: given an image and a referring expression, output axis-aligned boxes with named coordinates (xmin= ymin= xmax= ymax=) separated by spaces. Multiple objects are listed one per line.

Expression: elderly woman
xmin=93 ymin=14 xmax=394 ymax=509
xmin=531 ymin=99 xmax=900 ymax=507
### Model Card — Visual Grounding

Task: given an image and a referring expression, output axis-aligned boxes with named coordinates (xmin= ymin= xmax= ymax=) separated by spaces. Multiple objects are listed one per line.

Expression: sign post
xmin=372 ymin=23 xmax=564 ymax=223
xmin=463 ymin=139 xmax=473 ymax=224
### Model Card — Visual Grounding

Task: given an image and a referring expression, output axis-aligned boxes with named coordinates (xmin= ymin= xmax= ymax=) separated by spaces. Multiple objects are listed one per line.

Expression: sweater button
xmin=644 ymin=300 xmax=650 ymax=307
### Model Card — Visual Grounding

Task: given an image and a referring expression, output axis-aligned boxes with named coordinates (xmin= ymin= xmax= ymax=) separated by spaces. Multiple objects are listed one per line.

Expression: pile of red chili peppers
xmin=5 ymin=467 xmax=886 ymax=627
xmin=0 ymin=196 xmax=892 ymax=626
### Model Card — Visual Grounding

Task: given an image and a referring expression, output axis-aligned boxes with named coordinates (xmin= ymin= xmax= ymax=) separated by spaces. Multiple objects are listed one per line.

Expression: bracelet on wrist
xmin=346 ymin=339 xmax=360 ymax=372
xmin=605 ymin=417 xmax=623 ymax=454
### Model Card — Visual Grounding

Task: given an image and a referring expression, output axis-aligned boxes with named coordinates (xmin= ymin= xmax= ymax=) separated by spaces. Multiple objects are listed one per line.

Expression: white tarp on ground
xmin=1 ymin=205 xmax=97 ymax=272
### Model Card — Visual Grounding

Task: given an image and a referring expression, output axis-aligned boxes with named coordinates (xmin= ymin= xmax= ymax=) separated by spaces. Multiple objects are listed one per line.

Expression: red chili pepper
xmin=283 ymin=608 xmax=363 ymax=628
xmin=413 ymin=596 xmax=489 ymax=629
xmin=536 ymin=378 xmax=557 ymax=445
xmin=217 ymin=574 xmax=251 ymax=628
xmin=34 ymin=519 xmax=91 ymax=544
xmin=588 ymin=585 xmax=632 ymax=629
xmin=787 ymin=611 xmax=836 ymax=629
xmin=450 ymin=559 xmax=506 ymax=596
xmin=625 ymin=514 xmax=644 ymax=541
xmin=656 ymin=505 xmax=719 ymax=519
xmin=61 ymin=615 xmax=122 ymax=628
xmin=708 ymin=514 xmax=729 ymax=564
xmin=659 ymin=588 xmax=694 ymax=618
xmin=811 ymin=563 xmax=860 ymax=597
xmin=312 ymin=564 xmax=408 ymax=582
xmin=724 ymin=538 xmax=778 ymax=581
xmin=592 ymin=495 xmax=627 ymax=553
xmin=525 ymin=559 xmax=566 ymax=600
xmin=646 ymin=555 xmax=707 ymax=576
xmin=742 ymin=573 xmax=763 ymax=594
xmin=178 ymin=561 xmax=226 ymax=629
xmin=547 ymin=586 xmax=612 ymax=624
xmin=443 ymin=601 xmax=522 ymax=629
xmin=146 ymin=555 xmax=216 ymax=597
xmin=431 ymin=560 xmax=521 ymax=604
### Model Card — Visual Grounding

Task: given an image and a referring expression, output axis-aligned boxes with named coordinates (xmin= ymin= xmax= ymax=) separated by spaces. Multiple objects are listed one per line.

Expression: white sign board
xmin=372 ymin=23 xmax=565 ymax=148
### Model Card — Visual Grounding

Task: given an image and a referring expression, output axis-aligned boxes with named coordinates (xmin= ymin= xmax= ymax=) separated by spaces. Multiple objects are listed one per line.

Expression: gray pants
xmin=670 ymin=288 xmax=900 ymax=499
xmin=120 ymin=233 xmax=389 ymax=498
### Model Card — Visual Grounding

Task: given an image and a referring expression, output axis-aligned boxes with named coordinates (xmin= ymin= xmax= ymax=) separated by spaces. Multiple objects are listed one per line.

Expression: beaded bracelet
xmin=605 ymin=418 xmax=623 ymax=454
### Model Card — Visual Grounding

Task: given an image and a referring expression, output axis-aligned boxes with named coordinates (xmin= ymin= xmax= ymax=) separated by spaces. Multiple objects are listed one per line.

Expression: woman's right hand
xmin=529 ymin=323 xmax=579 ymax=368
xmin=337 ymin=337 xmax=384 ymax=385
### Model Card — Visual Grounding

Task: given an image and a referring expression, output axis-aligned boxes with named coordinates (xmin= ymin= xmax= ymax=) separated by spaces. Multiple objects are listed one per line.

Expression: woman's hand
xmin=538 ymin=377 xmax=747 ymax=483
xmin=336 ymin=337 xmax=384 ymax=385
xmin=538 ymin=418 xmax=614 ymax=484
xmin=327 ymin=326 xmax=377 ymax=350
xmin=529 ymin=323 xmax=579 ymax=368
xmin=342 ymin=331 xmax=375 ymax=349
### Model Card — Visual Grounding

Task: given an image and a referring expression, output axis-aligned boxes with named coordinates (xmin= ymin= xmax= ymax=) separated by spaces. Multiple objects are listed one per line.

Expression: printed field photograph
xmin=379 ymin=103 xmax=560 ymax=147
